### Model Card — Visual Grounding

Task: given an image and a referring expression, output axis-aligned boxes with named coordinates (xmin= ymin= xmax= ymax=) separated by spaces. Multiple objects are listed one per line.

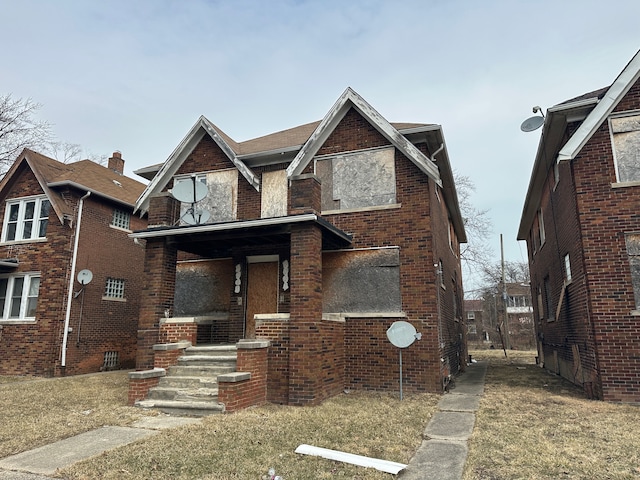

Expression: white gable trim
xmin=557 ymin=49 xmax=640 ymax=162
xmin=286 ymin=88 xmax=442 ymax=186
xmin=135 ymin=116 xmax=259 ymax=215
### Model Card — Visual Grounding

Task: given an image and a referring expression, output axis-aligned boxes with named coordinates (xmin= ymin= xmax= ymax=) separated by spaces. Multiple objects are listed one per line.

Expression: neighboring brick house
xmin=130 ymin=88 xmax=466 ymax=407
xmin=464 ymin=299 xmax=488 ymax=345
xmin=518 ymin=50 xmax=640 ymax=402
xmin=0 ymin=149 xmax=147 ymax=376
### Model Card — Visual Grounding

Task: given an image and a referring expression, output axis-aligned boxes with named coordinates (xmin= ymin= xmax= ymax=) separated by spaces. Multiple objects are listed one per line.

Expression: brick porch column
xmin=288 ymin=174 xmax=323 ymax=405
xmin=135 ymin=193 xmax=179 ymax=370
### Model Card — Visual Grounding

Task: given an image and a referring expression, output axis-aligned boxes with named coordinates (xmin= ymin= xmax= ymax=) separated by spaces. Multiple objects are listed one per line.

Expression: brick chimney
xmin=108 ymin=151 xmax=124 ymax=174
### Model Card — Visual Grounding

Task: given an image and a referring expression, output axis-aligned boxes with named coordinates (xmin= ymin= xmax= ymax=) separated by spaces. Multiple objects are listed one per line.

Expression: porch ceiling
xmin=130 ymin=213 xmax=352 ymax=257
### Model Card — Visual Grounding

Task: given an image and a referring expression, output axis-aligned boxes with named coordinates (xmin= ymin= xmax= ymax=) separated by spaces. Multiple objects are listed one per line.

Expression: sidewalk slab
xmin=0 ymin=427 xmax=159 ymax=476
xmin=438 ymin=393 xmax=481 ymax=412
xmin=0 ymin=472 xmax=56 ymax=480
xmin=399 ymin=439 xmax=467 ymax=480
xmin=131 ymin=415 xmax=202 ymax=430
xmin=424 ymin=411 xmax=475 ymax=441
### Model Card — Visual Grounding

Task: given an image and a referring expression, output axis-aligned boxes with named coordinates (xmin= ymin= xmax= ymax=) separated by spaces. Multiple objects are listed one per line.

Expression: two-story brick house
xmin=518 ymin=50 xmax=640 ymax=402
xmin=0 ymin=149 xmax=147 ymax=376
xmin=130 ymin=88 xmax=466 ymax=409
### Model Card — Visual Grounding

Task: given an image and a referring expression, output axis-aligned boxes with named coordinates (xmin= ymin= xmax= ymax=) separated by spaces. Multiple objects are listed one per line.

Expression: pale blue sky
xmin=2 ymin=0 xmax=639 ymax=293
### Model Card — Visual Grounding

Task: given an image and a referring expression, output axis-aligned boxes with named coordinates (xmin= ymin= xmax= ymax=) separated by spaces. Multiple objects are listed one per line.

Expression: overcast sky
xmin=2 ymin=0 xmax=639 ymax=294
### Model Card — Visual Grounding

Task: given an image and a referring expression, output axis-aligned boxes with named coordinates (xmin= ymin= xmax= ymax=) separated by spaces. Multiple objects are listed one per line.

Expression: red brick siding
xmin=255 ymin=319 xmax=290 ymax=404
xmin=219 ymin=346 xmax=268 ymax=412
xmin=0 ymin=167 xmax=146 ymax=377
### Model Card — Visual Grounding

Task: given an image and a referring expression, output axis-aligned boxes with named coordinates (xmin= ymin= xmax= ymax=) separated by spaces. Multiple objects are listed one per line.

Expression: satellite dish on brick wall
xmin=171 ymin=176 xmax=208 ymax=203
xmin=77 ymin=269 xmax=93 ymax=285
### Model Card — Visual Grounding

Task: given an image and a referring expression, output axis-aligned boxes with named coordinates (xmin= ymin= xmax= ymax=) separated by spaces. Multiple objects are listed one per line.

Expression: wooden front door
xmin=245 ymin=259 xmax=279 ymax=338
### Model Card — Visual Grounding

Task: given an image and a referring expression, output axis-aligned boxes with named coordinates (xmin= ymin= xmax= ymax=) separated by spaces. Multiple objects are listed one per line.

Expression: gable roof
xmin=133 ymin=88 xmax=465 ymax=241
xmin=286 ymin=88 xmax=442 ymax=184
xmin=135 ymin=116 xmax=260 ymax=215
xmin=518 ymin=49 xmax=640 ymax=239
xmin=0 ymin=149 xmax=146 ymax=224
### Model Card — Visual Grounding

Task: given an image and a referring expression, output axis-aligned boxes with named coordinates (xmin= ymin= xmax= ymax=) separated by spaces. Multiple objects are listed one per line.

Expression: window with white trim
xmin=0 ymin=274 xmax=40 ymax=321
xmin=111 ymin=209 xmax=131 ymax=230
xmin=2 ymin=197 xmax=51 ymax=242
xmin=564 ymin=254 xmax=572 ymax=283
xmin=467 ymin=311 xmax=476 ymax=320
xmin=104 ymin=278 xmax=125 ymax=299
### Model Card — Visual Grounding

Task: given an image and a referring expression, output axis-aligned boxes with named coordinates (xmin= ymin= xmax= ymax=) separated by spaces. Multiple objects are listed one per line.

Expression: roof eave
xmin=47 ymin=180 xmax=137 ymax=210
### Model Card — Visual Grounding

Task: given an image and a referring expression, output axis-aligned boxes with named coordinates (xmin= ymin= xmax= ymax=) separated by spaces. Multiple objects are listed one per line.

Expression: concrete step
xmin=168 ymin=365 xmax=236 ymax=377
xmin=177 ymin=354 xmax=237 ymax=366
xmin=158 ymin=375 xmax=219 ymax=389
xmin=147 ymin=386 xmax=219 ymax=401
xmin=136 ymin=399 xmax=225 ymax=417
xmin=184 ymin=345 xmax=237 ymax=354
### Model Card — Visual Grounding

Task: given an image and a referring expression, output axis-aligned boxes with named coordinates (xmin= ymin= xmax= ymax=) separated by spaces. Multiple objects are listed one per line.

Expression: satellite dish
xmin=182 ymin=208 xmax=211 ymax=225
xmin=77 ymin=269 xmax=93 ymax=285
xmin=387 ymin=321 xmax=420 ymax=349
xmin=520 ymin=115 xmax=545 ymax=132
xmin=171 ymin=177 xmax=208 ymax=203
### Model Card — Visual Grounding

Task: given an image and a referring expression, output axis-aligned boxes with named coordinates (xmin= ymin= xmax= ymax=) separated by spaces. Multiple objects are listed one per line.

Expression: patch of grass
xmin=0 ymin=371 xmax=152 ymax=458
xmin=464 ymin=349 xmax=640 ymax=480
xmin=61 ymin=391 xmax=439 ymax=479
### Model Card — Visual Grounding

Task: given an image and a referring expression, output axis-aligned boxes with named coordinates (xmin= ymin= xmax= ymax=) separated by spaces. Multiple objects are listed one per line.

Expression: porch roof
xmin=130 ymin=213 xmax=352 ymax=256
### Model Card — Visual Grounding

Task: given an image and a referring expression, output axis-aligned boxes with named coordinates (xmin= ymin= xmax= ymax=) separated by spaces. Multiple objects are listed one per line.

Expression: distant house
xmin=0 ymin=149 xmax=147 ymax=376
xmin=129 ymin=88 xmax=467 ymax=410
xmin=518 ymin=50 xmax=640 ymax=402
xmin=464 ymin=299 xmax=485 ymax=344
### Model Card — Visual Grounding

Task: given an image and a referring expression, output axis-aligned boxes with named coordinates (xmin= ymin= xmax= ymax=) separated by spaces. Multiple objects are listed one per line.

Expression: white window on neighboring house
xmin=610 ymin=114 xmax=640 ymax=183
xmin=111 ymin=208 xmax=131 ymax=230
xmin=467 ymin=311 xmax=475 ymax=321
xmin=2 ymin=196 xmax=51 ymax=242
xmin=564 ymin=254 xmax=572 ymax=283
xmin=538 ymin=209 xmax=546 ymax=246
xmin=468 ymin=324 xmax=477 ymax=334
xmin=104 ymin=278 xmax=125 ymax=300
xmin=0 ymin=274 xmax=41 ymax=321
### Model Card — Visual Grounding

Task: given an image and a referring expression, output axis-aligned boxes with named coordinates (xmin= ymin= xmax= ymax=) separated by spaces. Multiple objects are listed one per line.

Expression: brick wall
xmin=0 ymin=167 xmax=146 ymax=377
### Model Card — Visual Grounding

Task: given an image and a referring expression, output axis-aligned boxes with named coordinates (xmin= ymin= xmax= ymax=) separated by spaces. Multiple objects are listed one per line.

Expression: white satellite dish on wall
xmin=520 ymin=115 xmax=545 ymax=132
xmin=171 ymin=177 xmax=208 ymax=203
xmin=77 ymin=269 xmax=93 ymax=285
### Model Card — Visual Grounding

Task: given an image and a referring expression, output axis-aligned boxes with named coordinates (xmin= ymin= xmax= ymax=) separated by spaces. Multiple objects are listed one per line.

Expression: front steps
xmin=136 ymin=345 xmax=237 ymax=417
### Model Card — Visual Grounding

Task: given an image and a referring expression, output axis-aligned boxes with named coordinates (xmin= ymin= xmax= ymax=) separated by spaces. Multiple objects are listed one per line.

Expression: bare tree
xmin=455 ymin=171 xmax=494 ymax=284
xmin=0 ymin=94 xmax=52 ymax=173
xmin=480 ymin=259 xmax=530 ymax=287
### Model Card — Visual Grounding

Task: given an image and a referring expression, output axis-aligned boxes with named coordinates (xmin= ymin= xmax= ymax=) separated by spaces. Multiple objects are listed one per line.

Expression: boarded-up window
xmin=323 ymin=248 xmax=401 ymax=312
xmin=611 ymin=114 xmax=640 ymax=183
xmin=174 ymin=259 xmax=233 ymax=315
xmin=261 ymin=170 xmax=288 ymax=218
xmin=625 ymin=234 xmax=640 ymax=310
xmin=177 ymin=169 xmax=238 ymax=225
xmin=316 ymin=147 xmax=396 ymax=212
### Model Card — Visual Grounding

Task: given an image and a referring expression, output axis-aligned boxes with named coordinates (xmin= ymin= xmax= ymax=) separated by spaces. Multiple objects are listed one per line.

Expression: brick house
xmin=0 ymin=149 xmax=147 ymax=376
xmin=518 ymin=50 xmax=640 ymax=402
xmin=129 ymin=88 xmax=467 ymax=409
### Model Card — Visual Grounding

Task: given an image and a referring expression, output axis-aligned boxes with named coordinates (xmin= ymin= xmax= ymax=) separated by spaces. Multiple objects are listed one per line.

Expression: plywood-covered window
xmin=175 ymin=169 xmax=238 ymax=224
xmin=261 ymin=170 xmax=288 ymax=218
xmin=611 ymin=114 xmax=640 ymax=183
xmin=624 ymin=233 xmax=640 ymax=310
xmin=316 ymin=147 xmax=396 ymax=212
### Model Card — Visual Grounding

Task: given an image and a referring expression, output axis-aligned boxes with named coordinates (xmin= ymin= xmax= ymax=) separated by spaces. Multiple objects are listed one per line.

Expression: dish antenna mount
xmin=520 ymin=106 xmax=545 ymax=132
xmin=387 ymin=321 xmax=422 ymax=400
xmin=171 ymin=175 xmax=210 ymax=225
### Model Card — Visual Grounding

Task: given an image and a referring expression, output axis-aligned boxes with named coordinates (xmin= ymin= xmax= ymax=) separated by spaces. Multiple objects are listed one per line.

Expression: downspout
xmin=61 ymin=191 xmax=91 ymax=367
xmin=430 ymin=143 xmax=445 ymax=163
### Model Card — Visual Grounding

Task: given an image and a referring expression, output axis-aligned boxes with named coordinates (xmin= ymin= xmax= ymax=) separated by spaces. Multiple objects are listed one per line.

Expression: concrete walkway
xmin=399 ymin=360 xmax=488 ymax=479
xmin=0 ymin=416 xmax=202 ymax=479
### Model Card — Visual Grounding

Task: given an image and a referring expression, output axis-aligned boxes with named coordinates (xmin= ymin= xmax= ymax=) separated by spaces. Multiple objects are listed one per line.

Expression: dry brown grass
xmin=0 ymin=371 xmax=153 ymax=458
xmin=61 ymin=391 xmax=439 ymax=479
xmin=464 ymin=349 xmax=640 ymax=480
